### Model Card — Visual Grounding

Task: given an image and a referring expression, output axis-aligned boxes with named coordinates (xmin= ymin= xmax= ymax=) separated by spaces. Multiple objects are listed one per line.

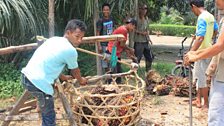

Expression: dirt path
xmin=139 ymin=95 xmax=207 ymax=126
xmin=0 ymin=95 xmax=208 ymax=126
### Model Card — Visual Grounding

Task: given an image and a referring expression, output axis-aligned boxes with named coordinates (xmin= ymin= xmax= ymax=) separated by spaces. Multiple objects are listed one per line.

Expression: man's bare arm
xmin=190 ymin=36 xmax=204 ymax=51
xmin=71 ymin=68 xmax=87 ymax=85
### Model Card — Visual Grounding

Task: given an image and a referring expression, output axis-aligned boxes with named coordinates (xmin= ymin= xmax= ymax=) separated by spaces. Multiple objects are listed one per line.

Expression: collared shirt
xmin=22 ymin=37 xmax=78 ymax=95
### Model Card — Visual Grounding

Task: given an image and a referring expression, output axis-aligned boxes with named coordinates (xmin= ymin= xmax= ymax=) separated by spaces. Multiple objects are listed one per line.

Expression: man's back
xmin=197 ymin=11 xmax=216 ymax=50
xmin=22 ymin=37 xmax=78 ymax=95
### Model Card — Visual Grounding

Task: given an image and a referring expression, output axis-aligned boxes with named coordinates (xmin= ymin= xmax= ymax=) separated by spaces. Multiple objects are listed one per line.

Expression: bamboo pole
xmin=0 ymin=35 xmax=125 ymax=55
xmin=0 ymin=43 xmax=38 ymax=55
xmin=76 ymin=47 xmax=131 ymax=67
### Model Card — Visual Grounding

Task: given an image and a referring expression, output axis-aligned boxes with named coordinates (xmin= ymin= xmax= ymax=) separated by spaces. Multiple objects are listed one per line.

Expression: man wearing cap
xmin=134 ymin=3 xmax=154 ymax=72
xmin=106 ymin=18 xmax=137 ymax=83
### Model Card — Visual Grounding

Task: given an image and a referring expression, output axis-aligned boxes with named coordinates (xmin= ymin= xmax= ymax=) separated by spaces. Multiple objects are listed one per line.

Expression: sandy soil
xmin=0 ymin=95 xmax=207 ymax=126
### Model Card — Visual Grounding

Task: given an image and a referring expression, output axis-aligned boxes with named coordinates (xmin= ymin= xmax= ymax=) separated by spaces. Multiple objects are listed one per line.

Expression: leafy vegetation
xmin=158 ymin=6 xmax=184 ymax=25
xmin=149 ymin=24 xmax=195 ymax=37
xmin=0 ymin=63 xmax=23 ymax=98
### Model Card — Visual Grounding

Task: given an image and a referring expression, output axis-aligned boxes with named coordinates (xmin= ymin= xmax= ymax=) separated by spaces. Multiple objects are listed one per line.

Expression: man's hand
xmin=142 ymin=31 xmax=148 ymax=36
xmin=206 ymin=63 xmax=217 ymax=76
xmin=59 ymin=74 xmax=73 ymax=81
xmin=206 ymin=75 xmax=212 ymax=85
xmin=131 ymin=62 xmax=139 ymax=71
xmin=184 ymin=51 xmax=198 ymax=66
xmin=79 ymin=77 xmax=87 ymax=86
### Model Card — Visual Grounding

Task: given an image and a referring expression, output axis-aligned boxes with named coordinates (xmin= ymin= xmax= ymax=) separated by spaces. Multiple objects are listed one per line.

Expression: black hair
xmin=190 ymin=0 xmax=204 ymax=7
xmin=126 ymin=18 xmax=137 ymax=26
xmin=102 ymin=3 xmax=110 ymax=10
xmin=64 ymin=19 xmax=87 ymax=33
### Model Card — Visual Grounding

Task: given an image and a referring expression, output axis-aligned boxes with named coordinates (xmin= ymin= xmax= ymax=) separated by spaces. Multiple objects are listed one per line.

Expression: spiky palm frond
xmin=0 ymin=0 xmax=48 ymax=47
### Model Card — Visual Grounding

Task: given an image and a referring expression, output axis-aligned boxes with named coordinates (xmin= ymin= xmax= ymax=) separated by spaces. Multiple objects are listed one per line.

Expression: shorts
xmin=193 ymin=59 xmax=211 ymax=89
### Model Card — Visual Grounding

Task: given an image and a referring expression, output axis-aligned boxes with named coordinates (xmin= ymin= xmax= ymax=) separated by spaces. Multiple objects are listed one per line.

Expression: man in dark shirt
xmin=96 ymin=3 xmax=114 ymax=74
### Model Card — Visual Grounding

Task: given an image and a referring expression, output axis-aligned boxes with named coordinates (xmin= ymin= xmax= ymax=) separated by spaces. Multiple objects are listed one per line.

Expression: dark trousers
xmin=134 ymin=42 xmax=154 ymax=71
xmin=21 ymin=74 xmax=56 ymax=126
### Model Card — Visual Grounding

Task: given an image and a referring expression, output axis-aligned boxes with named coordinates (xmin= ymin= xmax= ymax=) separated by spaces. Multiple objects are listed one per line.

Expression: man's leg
xmin=22 ymin=75 xmax=56 ymax=126
xmin=115 ymin=58 xmax=122 ymax=83
xmin=193 ymin=88 xmax=202 ymax=108
xmin=134 ymin=42 xmax=144 ymax=63
xmin=101 ymin=45 xmax=109 ymax=74
xmin=208 ymin=79 xmax=224 ymax=126
xmin=143 ymin=43 xmax=153 ymax=72
xmin=201 ymin=87 xmax=209 ymax=108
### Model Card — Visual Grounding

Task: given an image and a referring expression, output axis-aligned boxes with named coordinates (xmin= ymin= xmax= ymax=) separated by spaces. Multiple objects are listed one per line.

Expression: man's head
xmin=190 ymin=0 xmax=204 ymax=16
xmin=216 ymin=0 xmax=224 ymax=10
xmin=64 ymin=19 xmax=87 ymax=47
xmin=139 ymin=4 xmax=148 ymax=16
xmin=102 ymin=3 xmax=110 ymax=18
xmin=125 ymin=18 xmax=137 ymax=32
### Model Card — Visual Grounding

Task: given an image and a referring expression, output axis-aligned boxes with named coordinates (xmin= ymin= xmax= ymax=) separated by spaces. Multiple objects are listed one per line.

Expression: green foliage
xmin=159 ymin=6 xmax=184 ymax=25
xmin=0 ymin=63 xmax=23 ymax=98
xmin=205 ymin=0 xmax=215 ymax=14
xmin=152 ymin=62 xmax=175 ymax=77
xmin=78 ymin=45 xmax=97 ymax=76
xmin=149 ymin=24 xmax=195 ymax=37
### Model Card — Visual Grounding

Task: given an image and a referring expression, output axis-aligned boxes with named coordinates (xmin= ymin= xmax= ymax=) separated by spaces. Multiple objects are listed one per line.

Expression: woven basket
xmin=68 ymin=71 xmax=145 ymax=126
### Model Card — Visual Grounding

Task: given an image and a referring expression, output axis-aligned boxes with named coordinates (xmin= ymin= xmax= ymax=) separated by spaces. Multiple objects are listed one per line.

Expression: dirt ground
xmin=0 ymin=95 xmax=208 ymax=126
xmin=0 ymin=36 xmax=208 ymax=126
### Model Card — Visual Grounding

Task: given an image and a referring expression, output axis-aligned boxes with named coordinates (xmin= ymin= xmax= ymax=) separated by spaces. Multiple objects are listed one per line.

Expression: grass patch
xmin=152 ymin=62 xmax=175 ymax=76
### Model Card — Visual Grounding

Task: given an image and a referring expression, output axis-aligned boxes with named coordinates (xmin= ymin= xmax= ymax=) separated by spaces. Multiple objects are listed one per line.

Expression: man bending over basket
xmin=21 ymin=19 xmax=87 ymax=126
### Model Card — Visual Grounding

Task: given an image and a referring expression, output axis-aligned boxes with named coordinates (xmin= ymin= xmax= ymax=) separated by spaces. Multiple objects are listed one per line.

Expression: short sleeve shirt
xmin=21 ymin=37 xmax=78 ymax=95
xmin=196 ymin=11 xmax=218 ymax=50
xmin=97 ymin=18 xmax=114 ymax=46
xmin=107 ymin=25 xmax=128 ymax=57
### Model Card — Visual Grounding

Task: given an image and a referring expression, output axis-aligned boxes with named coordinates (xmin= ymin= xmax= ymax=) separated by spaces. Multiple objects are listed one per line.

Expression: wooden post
xmin=128 ymin=0 xmax=138 ymax=48
xmin=2 ymin=90 xmax=31 ymax=126
xmin=94 ymin=0 xmax=102 ymax=75
xmin=135 ymin=0 xmax=138 ymax=18
xmin=49 ymin=0 xmax=55 ymax=37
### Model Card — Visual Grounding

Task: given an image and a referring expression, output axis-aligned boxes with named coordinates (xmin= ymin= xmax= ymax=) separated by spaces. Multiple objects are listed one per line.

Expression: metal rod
xmin=189 ymin=66 xmax=193 ymax=126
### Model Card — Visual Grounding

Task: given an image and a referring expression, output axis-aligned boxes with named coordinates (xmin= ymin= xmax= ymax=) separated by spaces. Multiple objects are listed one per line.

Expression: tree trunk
xmin=49 ymin=0 xmax=55 ymax=37
xmin=93 ymin=0 xmax=102 ymax=75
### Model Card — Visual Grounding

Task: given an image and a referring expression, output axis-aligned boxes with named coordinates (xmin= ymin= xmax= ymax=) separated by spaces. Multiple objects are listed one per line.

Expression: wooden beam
xmin=56 ymin=82 xmax=77 ymax=126
xmin=82 ymin=34 xmax=125 ymax=44
xmin=0 ymin=35 xmax=125 ymax=55
xmin=2 ymin=90 xmax=30 ymax=126
xmin=0 ymin=43 xmax=37 ymax=55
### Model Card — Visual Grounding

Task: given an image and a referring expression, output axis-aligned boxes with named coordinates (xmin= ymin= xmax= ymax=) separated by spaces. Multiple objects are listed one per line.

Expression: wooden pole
xmin=0 ymin=35 xmax=125 ymax=55
xmin=94 ymin=0 xmax=102 ymax=75
xmin=76 ymin=47 xmax=131 ymax=67
xmin=49 ymin=0 xmax=55 ymax=37
xmin=135 ymin=0 xmax=138 ymax=18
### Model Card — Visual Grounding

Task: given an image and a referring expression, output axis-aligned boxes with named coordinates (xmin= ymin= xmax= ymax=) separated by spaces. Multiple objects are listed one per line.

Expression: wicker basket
xmin=68 ymin=71 xmax=145 ymax=126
